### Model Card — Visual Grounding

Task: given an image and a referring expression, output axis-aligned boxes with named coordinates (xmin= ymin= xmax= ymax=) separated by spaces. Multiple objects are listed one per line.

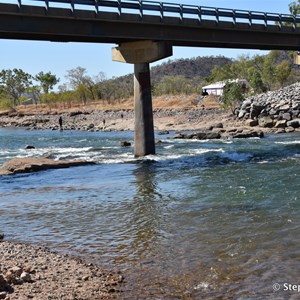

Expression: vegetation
xmin=222 ymin=82 xmax=244 ymax=112
xmin=0 ymin=49 xmax=300 ymax=111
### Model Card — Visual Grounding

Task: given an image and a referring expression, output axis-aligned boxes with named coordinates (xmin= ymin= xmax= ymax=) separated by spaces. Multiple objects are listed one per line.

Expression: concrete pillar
xmin=112 ymin=40 xmax=172 ymax=157
xmin=134 ymin=63 xmax=155 ymax=157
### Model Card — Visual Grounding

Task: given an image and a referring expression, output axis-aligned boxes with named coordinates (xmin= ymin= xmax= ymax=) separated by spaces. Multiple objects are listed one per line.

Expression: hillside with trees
xmin=1 ymin=50 xmax=300 ymax=111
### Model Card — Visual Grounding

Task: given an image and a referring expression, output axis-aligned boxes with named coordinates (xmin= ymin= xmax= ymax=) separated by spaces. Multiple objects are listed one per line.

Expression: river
xmin=0 ymin=127 xmax=300 ymax=299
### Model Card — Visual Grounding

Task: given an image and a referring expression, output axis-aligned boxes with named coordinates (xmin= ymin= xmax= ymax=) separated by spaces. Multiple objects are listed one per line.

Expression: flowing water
xmin=1 ymin=128 xmax=300 ymax=299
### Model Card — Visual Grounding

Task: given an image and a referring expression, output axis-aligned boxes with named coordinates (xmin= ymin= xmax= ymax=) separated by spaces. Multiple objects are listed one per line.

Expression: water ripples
xmin=2 ymin=129 xmax=300 ymax=297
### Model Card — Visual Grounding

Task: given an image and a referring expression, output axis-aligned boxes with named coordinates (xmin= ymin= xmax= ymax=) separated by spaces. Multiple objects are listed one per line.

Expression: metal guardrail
xmin=7 ymin=0 xmax=300 ymax=30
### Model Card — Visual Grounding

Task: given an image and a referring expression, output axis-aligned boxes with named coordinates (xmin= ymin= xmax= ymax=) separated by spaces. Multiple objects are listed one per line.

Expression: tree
xmin=35 ymin=71 xmax=59 ymax=95
xmin=153 ymin=75 xmax=193 ymax=96
xmin=0 ymin=69 xmax=32 ymax=106
xmin=222 ymin=82 xmax=244 ymax=113
xmin=274 ymin=61 xmax=292 ymax=88
xmin=248 ymin=67 xmax=266 ymax=94
xmin=65 ymin=67 xmax=106 ymax=103
xmin=289 ymin=1 xmax=300 ymax=15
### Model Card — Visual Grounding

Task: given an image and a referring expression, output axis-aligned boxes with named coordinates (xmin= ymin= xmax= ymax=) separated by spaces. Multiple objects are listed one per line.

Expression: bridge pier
xmin=112 ymin=40 xmax=172 ymax=157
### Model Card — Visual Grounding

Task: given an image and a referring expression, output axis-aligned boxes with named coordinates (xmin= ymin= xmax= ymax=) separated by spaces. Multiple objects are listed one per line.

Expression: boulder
xmin=287 ymin=119 xmax=300 ymax=128
xmin=274 ymin=120 xmax=287 ymax=128
xmin=285 ymin=127 xmax=295 ymax=133
xmin=25 ymin=145 xmax=35 ymax=150
xmin=120 ymin=141 xmax=131 ymax=147
xmin=0 ymin=158 xmax=95 ymax=176
xmin=213 ymin=122 xmax=224 ymax=129
xmin=281 ymin=112 xmax=291 ymax=121
xmin=158 ymin=130 xmax=169 ymax=135
xmin=173 ymin=133 xmax=187 ymax=139
xmin=231 ymin=129 xmax=264 ymax=139
xmin=238 ymin=110 xmax=246 ymax=119
xmin=258 ymin=116 xmax=274 ymax=128
xmin=245 ymin=119 xmax=258 ymax=127
xmin=187 ymin=132 xmax=221 ymax=140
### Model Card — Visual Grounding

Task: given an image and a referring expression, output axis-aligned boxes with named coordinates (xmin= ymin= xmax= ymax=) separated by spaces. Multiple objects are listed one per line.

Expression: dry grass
xmin=200 ymin=94 xmax=221 ymax=109
xmin=3 ymin=94 xmax=216 ymax=114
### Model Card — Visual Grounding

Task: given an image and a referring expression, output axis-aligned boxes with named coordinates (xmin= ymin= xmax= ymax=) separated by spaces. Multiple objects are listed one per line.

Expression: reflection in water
xmin=117 ymin=162 xmax=164 ymax=264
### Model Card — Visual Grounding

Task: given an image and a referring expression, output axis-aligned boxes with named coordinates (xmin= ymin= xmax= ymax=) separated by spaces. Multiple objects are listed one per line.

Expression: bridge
xmin=1 ymin=0 xmax=300 ymax=156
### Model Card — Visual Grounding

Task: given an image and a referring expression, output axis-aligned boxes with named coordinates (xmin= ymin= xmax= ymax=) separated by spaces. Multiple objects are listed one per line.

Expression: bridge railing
xmin=4 ymin=0 xmax=300 ymax=30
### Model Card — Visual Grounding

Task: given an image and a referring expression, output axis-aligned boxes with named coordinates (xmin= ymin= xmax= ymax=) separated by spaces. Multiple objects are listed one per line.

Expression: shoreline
xmin=0 ymin=107 xmax=296 ymax=135
xmin=0 ymin=238 xmax=123 ymax=300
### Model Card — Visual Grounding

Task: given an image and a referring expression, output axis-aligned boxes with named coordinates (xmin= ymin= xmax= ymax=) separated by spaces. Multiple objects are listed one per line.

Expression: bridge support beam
xmin=112 ymin=40 xmax=172 ymax=157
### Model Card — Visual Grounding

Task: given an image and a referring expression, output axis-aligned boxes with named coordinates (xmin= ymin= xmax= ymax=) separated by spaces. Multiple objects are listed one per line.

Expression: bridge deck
xmin=0 ymin=0 xmax=300 ymax=50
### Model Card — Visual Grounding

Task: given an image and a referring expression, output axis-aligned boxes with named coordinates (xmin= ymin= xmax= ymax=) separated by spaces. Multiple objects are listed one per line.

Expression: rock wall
xmin=236 ymin=82 xmax=300 ymax=132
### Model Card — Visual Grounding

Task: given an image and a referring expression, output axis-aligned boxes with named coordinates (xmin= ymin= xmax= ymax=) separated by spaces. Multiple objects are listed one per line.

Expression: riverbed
xmin=1 ymin=128 xmax=300 ymax=298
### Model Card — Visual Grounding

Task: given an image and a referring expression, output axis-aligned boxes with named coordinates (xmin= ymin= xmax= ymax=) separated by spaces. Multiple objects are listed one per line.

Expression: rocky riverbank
xmin=0 ymin=108 xmax=235 ymax=132
xmin=236 ymin=82 xmax=300 ymax=133
xmin=3 ymin=83 xmax=300 ymax=134
xmin=0 ymin=238 xmax=123 ymax=300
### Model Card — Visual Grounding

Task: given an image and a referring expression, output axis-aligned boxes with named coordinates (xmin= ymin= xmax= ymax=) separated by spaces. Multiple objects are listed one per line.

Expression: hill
xmin=99 ymin=55 xmax=233 ymax=98
xmin=150 ymin=55 xmax=232 ymax=83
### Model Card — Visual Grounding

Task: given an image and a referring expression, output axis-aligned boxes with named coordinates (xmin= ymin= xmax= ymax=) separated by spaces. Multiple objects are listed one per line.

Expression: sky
xmin=0 ymin=0 xmax=294 ymax=85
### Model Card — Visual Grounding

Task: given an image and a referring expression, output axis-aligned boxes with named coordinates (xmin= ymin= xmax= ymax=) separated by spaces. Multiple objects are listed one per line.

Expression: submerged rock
xmin=0 ymin=158 xmax=95 ymax=176
xmin=173 ymin=131 xmax=221 ymax=140
xmin=120 ymin=141 xmax=131 ymax=147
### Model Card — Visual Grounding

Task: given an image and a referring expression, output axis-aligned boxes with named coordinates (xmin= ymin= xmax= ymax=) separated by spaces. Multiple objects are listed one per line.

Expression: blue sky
xmin=0 ymin=0 xmax=294 ymax=84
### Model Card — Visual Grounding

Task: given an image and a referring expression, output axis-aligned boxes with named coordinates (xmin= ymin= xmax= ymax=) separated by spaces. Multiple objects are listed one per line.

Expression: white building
xmin=202 ymin=79 xmax=249 ymax=96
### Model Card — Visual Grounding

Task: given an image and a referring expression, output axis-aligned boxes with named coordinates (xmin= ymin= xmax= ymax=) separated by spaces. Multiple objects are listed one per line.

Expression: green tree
xmin=248 ymin=67 xmax=266 ymax=93
xmin=35 ymin=71 xmax=59 ymax=95
xmin=66 ymin=67 xmax=106 ymax=103
xmin=222 ymin=82 xmax=244 ymax=113
xmin=289 ymin=1 xmax=300 ymax=15
xmin=274 ymin=61 xmax=292 ymax=87
xmin=153 ymin=75 xmax=193 ymax=95
xmin=0 ymin=69 xmax=32 ymax=106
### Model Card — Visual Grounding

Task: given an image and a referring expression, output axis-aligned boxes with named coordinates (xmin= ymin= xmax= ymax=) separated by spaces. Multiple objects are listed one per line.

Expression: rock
xmin=0 ymin=292 xmax=7 ymax=299
xmin=238 ymin=110 xmax=246 ymax=119
xmin=258 ymin=116 xmax=274 ymax=128
xmin=241 ymin=99 xmax=252 ymax=110
xmin=187 ymin=132 xmax=221 ymax=140
xmin=250 ymin=104 xmax=265 ymax=119
xmin=232 ymin=130 xmax=264 ymax=139
xmin=69 ymin=111 xmax=83 ymax=117
xmin=281 ymin=112 xmax=291 ymax=121
xmin=274 ymin=120 xmax=287 ymax=128
xmin=158 ymin=130 xmax=169 ymax=135
xmin=275 ymin=128 xmax=285 ymax=134
xmin=0 ymin=234 xmax=3 ymax=241
xmin=120 ymin=141 xmax=131 ymax=147
xmin=9 ymin=267 xmax=22 ymax=277
xmin=25 ymin=145 xmax=35 ymax=149
xmin=173 ymin=133 xmax=186 ymax=139
xmin=287 ymin=119 xmax=300 ymax=128
xmin=285 ymin=126 xmax=295 ymax=133
xmin=20 ymin=272 xmax=31 ymax=283
xmin=213 ymin=123 xmax=223 ymax=129
xmin=0 ymin=158 xmax=95 ymax=176
xmin=0 ymin=275 xmax=7 ymax=289
xmin=245 ymin=119 xmax=258 ymax=127
xmin=278 ymin=104 xmax=290 ymax=111
xmin=269 ymin=108 xmax=278 ymax=115
xmin=292 ymin=101 xmax=300 ymax=110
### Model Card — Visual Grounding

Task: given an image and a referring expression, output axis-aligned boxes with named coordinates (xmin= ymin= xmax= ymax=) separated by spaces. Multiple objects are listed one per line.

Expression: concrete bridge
xmin=1 ymin=0 xmax=300 ymax=156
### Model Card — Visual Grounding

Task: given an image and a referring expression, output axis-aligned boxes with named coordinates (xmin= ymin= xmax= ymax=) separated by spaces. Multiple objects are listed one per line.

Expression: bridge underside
xmin=1 ymin=4 xmax=300 ymax=50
